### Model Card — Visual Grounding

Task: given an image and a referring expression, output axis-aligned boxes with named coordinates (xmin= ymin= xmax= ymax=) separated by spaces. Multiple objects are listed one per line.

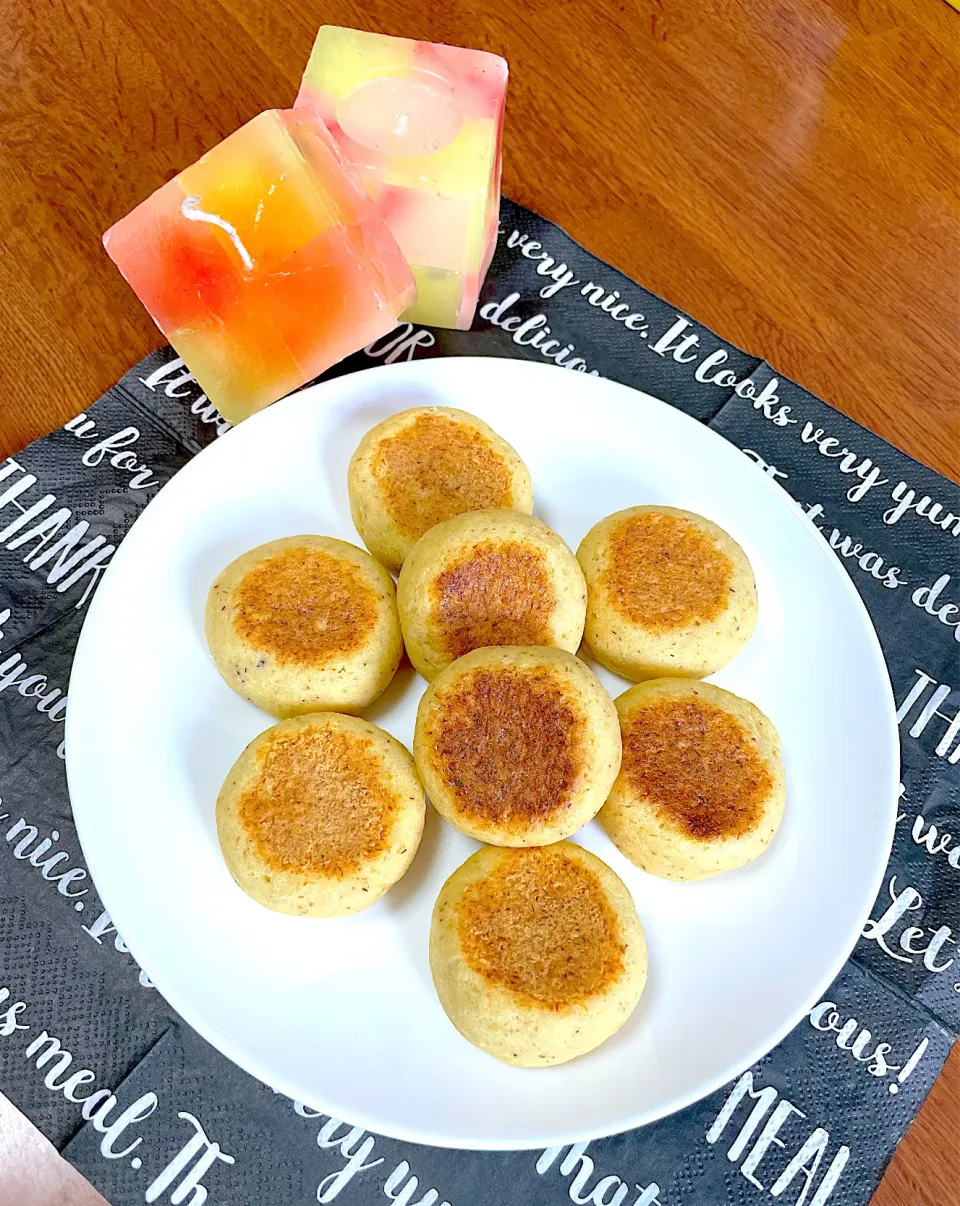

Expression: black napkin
xmin=0 ymin=199 xmax=956 ymax=1206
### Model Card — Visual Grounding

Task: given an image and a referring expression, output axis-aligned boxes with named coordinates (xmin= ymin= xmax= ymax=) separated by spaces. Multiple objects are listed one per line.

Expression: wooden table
xmin=0 ymin=1 xmax=957 ymax=1203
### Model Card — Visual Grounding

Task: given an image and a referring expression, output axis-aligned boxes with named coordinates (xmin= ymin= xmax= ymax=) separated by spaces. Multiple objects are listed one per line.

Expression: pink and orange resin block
xmin=103 ymin=108 xmax=415 ymax=423
xmin=296 ymin=27 xmax=507 ymax=330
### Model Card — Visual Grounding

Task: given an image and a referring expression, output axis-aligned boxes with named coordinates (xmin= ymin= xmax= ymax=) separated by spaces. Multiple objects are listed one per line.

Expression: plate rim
xmin=66 ymin=355 xmax=900 ymax=1150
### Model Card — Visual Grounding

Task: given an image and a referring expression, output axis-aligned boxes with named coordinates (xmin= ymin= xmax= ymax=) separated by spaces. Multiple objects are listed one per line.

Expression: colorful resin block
xmin=103 ymin=109 xmax=415 ymax=423
xmin=296 ymin=27 xmax=507 ymax=330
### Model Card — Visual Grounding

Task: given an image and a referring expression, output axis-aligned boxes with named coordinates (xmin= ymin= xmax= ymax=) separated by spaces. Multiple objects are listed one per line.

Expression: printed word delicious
xmin=480 ymin=292 xmax=601 ymax=373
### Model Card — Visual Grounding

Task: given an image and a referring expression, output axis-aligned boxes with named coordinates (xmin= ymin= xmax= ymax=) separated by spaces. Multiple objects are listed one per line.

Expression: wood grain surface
xmin=0 ymin=2 xmax=957 ymax=1205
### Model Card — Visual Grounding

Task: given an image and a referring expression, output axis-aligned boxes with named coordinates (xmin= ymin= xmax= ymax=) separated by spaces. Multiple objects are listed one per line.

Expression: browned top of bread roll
xmin=620 ymin=692 xmax=774 ymax=840
xmin=425 ymin=661 xmax=585 ymax=835
xmin=372 ymin=411 xmax=516 ymax=541
xmin=601 ymin=509 xmax=734 ymax=631
xmin=430 ymin=539 xmax=556 ymax=657
xmin=455 ymin=846 xmax=626 ymax=1010
xmin=237 ymin=721 xmax=401 ymax=877
xmin=231 ymin=545 xmax=378 ymax=666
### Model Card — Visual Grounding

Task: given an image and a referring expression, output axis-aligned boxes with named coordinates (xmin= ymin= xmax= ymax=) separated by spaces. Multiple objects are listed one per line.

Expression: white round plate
xmin=67 ymin=357 xmax=898 ymax=1150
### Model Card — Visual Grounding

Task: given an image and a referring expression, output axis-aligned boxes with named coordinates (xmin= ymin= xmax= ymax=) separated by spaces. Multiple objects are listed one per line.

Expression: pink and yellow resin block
xmin=296 ymin=27 xmax=507 ymax=330
xmin=103 ymin=109 xmax=415 ymax=423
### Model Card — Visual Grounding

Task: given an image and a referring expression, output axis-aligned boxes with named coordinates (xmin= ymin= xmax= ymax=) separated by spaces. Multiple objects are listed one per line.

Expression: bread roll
xmin=430 ymin=843 xmax=647 ymax=1066
xmin=348 ymin=406 xmax=533 ymax=573
xmin=216 ymin=712 xmax=425 ymax=916
xmin=205 ymin=535 xmax=402 ymax=716
xmin=398 ymin=509 xmax=586 ymax=681
xmin=415 ymin=646 xmax=620 ymax=845
xmin=599 ymin=678 xmax=785 ymax=880
xmin=577 ymin=506 xmax=757 ymax=681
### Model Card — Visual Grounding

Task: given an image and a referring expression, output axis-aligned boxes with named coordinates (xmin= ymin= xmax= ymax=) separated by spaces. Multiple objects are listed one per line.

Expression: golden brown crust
xmin=429 ymin=842 xmax=647 ymax=1065
xmin=237 ymin=722 xmax=399 ymax=877
xmin=577 ymin=507 xmax=757 ymax=682
xmin=601 ymin=510 xmax=733 ymax=631
xmin=231 ymin=544 xmax=378 ymax=666
xmin=415 ymin=646 xmax=621 ymax=846
xmin=455 ymin=847 xmax=625 ymax=1010
xmin=620 ymin=694 xmax=772 ymax=840
xmin=430 ymin=539 xmax=555 ymax=657
xmin=372 ymin=411 xmax=515 ymax=541
xmin=217 ymin=713 xmax=425 ymax=917
xmin=399 ymin=511 xmax=586 ymax=682
xmin=598 ymin=679 xmax=785 ymax=881
xmin=349 ymin=408 xmax=534 ymax=575
xmin=427 ymin=664 xmax=583 ymax=833
xmin=206 ymin=536 xmax=402 ymax=717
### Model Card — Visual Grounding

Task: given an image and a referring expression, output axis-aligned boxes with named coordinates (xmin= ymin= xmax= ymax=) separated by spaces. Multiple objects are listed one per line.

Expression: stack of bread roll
xmin=204 ymin=404 xmax=784 ymax=1067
